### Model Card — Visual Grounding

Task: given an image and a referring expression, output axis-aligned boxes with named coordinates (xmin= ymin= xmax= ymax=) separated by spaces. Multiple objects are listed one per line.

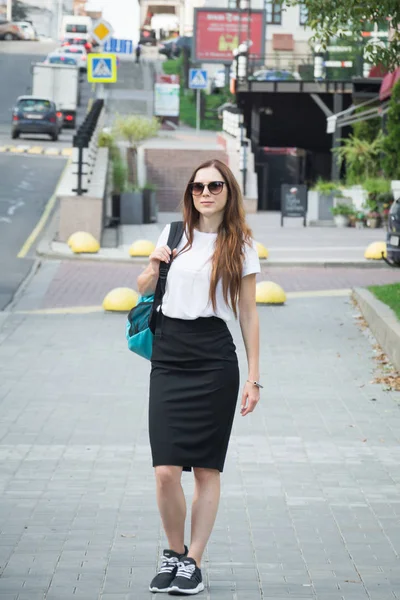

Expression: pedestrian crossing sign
xmin=189 ymin=69 xmax=208 ymax=89
xmin=87 ymin=53 xmax=117 ymax=83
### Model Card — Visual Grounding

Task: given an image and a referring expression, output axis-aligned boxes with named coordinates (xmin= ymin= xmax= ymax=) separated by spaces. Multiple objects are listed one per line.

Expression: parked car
xmin=11 ymin=96 xmax=63 ymax=141
xmin=44 ymin=53 xmax=79 ymax=67
xmin=159 ymin=36 xmax=192 ymax=59
xmin=53 ymin=45 xmax=87 ymax=71
xmin=62 ymin=37 xmax=93 ymax=52
xmin=14 ymin=21 xmax=37 ymax=40
xmin=386 ymin=198 xmax=400 ymax=265
xmin=171 ymin=36 xmax=192 ymax=57
xmin=249 ymin=69 xmax=302 ymax=81
xmin=158 ymin=37 xmax=176 ymax=58
xmin=0 ymin=20 xmax=25 ymax=40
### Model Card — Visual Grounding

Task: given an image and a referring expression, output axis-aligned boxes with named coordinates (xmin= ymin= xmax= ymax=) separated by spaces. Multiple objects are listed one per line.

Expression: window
xmin=266 ymin=1 xmax=282 ymax=25
xmin=18 ymin=99 xmax=51 ymax=112
xmin=299 ymin=3 xmax=308 ymax=25
xmin=66 ymin=24 xmax=87 ymax=33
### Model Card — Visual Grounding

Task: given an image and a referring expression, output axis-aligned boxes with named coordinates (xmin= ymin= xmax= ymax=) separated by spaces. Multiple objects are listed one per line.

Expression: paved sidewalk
xmin=0 ymin=288 xmax=399 ymax=599
xmin=41 ymin=211 xmax=391 ymax=266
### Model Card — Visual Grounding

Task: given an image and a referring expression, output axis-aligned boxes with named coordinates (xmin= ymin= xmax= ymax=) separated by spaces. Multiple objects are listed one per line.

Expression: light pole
xmin=6 ymin=0 xmax=12 ymax=21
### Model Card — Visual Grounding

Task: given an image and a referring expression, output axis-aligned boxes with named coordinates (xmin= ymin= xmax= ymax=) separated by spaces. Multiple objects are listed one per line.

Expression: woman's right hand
xmin=149 ymin=245 xmax=176 ymax=274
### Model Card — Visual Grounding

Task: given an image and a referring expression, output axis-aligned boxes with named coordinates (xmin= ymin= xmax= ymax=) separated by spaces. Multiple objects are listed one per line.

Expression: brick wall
xmin=145 ymin=149 xmax=229 ymax=212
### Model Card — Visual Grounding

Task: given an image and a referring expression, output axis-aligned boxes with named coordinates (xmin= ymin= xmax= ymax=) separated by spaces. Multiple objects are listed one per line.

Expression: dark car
xmin=172 ymin=36 xmax=192 ymax=57
xmin=158 ymin=38 xmax=175 ymax=58
xmin=386 ymin=197 xmax=400 ymax=265
xmin=11 ymin=96 xmax=63 ymax=141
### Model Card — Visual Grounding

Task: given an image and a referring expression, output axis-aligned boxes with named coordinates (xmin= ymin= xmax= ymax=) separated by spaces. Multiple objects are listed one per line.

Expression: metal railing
xmin=244 ymin=53 xmax=315 ymax=80
xmin=72 ymin=99 xmax=105 ymax=195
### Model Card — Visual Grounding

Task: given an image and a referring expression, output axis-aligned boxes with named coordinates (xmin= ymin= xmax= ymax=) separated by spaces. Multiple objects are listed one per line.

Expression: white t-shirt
xmin=155 ymin=224 xmax=261 ymax=322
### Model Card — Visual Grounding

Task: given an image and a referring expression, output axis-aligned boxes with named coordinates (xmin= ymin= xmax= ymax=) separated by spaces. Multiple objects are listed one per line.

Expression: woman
xmin=137 ymin=159 xmax=261 ymax=596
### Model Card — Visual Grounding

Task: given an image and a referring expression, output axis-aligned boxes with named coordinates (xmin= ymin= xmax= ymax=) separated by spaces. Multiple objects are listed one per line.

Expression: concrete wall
xmin=145 ymin=148 xmax=228 ymax=211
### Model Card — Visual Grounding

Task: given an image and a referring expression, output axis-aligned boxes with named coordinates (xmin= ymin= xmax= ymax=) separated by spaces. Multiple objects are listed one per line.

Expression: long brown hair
xmin=181 ymin=159 xmax=252 ymax=318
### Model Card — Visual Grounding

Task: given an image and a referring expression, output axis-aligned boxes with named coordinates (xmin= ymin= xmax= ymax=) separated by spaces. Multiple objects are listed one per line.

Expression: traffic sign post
xmin=87 ymin=53 xmax=117 ymax=83
xmin=91 ymin=19 xmax=114 ymax=46
xmin=189 ymin=69 xmax=208 ymax=133
xmin=103 ymin=38 xmax=133 ymax=54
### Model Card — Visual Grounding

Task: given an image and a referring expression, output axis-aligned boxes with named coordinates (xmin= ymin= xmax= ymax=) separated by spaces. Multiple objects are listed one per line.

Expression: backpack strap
xmin=149 ymin=221 xmax=184 ymax=335
xmin=158 ymin=221 xmax=184 ymax=296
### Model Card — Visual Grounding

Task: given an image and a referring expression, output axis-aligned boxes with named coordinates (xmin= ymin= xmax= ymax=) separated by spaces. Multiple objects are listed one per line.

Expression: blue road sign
xmin=189 ymin=69 xmax=208 ymax=89
xmin=103 ymin=38 xmax=133 ymax=54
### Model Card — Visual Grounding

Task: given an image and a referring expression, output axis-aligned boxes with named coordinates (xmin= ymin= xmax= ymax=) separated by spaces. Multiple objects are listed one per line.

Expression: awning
xmin=379 ymin=66 xmax=400 ymax=101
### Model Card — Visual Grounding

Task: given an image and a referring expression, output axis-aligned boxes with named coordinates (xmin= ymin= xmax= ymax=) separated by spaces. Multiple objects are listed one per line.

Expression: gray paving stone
xmin=0 ymin=295 xmax=400 ymax=598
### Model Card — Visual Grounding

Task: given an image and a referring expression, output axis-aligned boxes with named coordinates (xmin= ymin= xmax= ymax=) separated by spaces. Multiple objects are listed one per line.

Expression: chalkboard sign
xmin=281 ymin=184 xmax=307 ymax=227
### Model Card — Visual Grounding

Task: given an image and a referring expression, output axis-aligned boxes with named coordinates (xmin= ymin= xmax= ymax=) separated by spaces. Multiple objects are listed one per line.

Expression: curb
xmin=36 ymin=241 xmax=392 ymax=268
xmin=353 ymin=287 xmax=400 ymax=371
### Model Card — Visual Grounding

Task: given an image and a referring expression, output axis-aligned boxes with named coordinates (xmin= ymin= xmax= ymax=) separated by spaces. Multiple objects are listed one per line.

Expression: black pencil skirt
xmin=149 ymin=314 xmax=240 ymax=472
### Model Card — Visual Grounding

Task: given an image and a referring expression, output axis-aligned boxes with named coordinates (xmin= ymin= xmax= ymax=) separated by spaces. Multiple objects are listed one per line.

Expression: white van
xmin=60 ymin=16 xmax=92 ymax=41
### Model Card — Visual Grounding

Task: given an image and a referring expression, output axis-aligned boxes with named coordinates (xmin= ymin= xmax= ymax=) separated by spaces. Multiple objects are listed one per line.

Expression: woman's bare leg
xmin=155 ymin=465 xmax=186 ymax=554
xmin=188 ymin=467 xmax=220 ymax=567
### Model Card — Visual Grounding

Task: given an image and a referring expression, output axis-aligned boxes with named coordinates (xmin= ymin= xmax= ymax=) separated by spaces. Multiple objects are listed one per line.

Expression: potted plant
xmin=330 ymin=203 xmax=355 ymax=227
xmin=113 ymin=115 xmax=160 ymax=186
xmin=308 ymin=179 xmax=342 ymax=224
xmin=366 ymin=210 xmax=381 ymax=229
xmin=355 ymin=211 xmax=366 ymax=229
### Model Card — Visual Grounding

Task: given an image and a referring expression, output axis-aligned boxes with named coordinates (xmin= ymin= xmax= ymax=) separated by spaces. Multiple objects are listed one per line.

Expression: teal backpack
xmin=126 ymin=221 xmax=184 ymax=360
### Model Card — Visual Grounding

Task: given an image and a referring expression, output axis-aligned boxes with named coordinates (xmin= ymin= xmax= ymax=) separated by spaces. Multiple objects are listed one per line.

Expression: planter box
xmin=307 ymin=191 xmax=335 ymax=226
xmin=120 ymin=191 xmax=144 ymax=225
xmin=143 ymin=189 xmax=158 ymax=223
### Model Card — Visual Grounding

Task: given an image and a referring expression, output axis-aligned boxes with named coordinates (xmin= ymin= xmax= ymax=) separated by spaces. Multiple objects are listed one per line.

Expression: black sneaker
xmin=149 ymin=546 xmax=188 ymax=593
xmin=168 ymin=557 xmax=204 ymax=595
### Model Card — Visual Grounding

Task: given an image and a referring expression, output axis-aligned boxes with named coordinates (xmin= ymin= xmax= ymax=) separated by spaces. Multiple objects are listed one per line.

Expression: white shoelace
xmin=176 ymin=561 xmax=196 ymax=579
xmin=159 ymin=555 xmax=179 ymax=574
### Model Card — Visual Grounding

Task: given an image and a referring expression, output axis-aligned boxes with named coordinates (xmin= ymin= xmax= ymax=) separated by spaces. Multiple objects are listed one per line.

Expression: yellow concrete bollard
xmin=67 ymin=231 xmax=100 ymax=254
xmin=256 ymin=242 xmax=268 ymax=259
xmin=256 ymin=281 xmax=286 ymax=305
xmin=102 ymin=288 xmax=139 ymax=312
xmin=364 ymin=241 xmax=387 ymax=260
xmin=129 ymin=239 xmax=156 ymax=257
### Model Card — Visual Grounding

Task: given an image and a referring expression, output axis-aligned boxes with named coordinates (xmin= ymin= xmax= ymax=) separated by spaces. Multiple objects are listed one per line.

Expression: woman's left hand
xmin=240 ymin=381 xmax=260 ymax=416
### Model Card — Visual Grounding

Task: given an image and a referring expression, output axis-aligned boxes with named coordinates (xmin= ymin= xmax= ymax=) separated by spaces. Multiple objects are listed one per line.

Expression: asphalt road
xmin=0 ymin=42 xmax=92 ymax=310
xmin=0 ymin=155 xmax=67 ymax=310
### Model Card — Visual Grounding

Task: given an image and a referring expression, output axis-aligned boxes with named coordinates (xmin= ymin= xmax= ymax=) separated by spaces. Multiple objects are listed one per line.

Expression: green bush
xmin=331 ymin=203 xmax=355 ymax=216
xmin=311 ymin=179 xmax=341 ymax=193
xmin=162 ymin=55 xmax=183 ymax=76
xmin=382 ymin=80 xmax=400 ymax=180
xmin=112 ymin=156 xmax=127 ymax=195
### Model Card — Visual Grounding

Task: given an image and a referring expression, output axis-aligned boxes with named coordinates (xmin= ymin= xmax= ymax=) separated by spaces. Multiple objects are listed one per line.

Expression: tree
xmin=12 ymin=0 xmax=29 ymax=21
xmin=382 ymin=80 xmax=400 ymax=180
xmin=113 ymin=115 xmax=160 ymax=185
xmin=286 ymin=0 xmax=400 ymax=71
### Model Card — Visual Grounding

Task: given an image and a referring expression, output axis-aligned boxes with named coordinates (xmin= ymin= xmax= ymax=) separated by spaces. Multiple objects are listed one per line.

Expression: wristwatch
xmin=247 ymin=380 xmax=263 ymax=389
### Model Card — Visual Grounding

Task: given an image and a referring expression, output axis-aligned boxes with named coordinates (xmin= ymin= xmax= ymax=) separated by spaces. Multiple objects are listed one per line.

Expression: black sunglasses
xmin=189 ymin=181 xmax=225 ymax=196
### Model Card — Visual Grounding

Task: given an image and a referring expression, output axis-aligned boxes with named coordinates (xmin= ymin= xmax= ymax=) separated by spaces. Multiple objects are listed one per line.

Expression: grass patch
xmin=368 ymin=283 xmax=400 ymax=320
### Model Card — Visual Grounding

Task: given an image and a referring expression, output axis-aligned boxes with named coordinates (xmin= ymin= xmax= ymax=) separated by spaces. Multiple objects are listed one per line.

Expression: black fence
xmin=72 ymin=99 xmax=104 ymax=195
